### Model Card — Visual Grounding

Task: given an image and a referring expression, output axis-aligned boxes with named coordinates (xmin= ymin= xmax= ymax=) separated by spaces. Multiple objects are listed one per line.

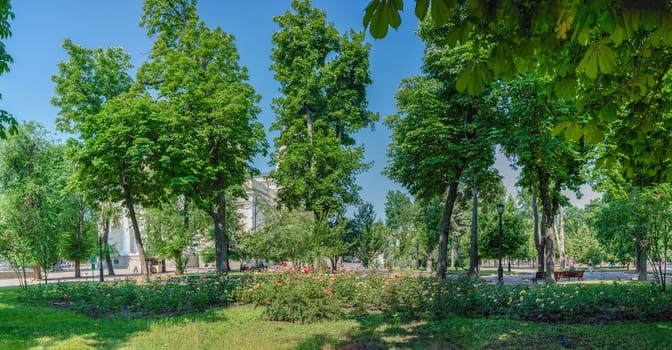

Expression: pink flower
xmin=281 ymin=261 xmax=288 ymax=267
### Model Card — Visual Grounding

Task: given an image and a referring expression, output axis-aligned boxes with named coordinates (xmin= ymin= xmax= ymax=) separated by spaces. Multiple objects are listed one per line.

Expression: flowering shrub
xmin=22 ymin=270 xmax=672 ymax=324
xmin=382 ymin=278 xmax=672 ymax=323
xmin=238 ymin=266 xmax=388 ymax=322
xmin=21 ymin=275 xmax=237 ymax=318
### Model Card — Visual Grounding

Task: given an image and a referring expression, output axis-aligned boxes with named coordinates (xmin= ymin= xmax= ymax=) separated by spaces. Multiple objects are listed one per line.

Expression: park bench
xmin=532 ymin=271 xmax=546 ymax=284
xmin=240 ymin=265 xmax=267 ymax=272
xmin=533 ymin=270 xmax=584 ymax=283
xmin=555 ymin=270 xmax=584 ymax=281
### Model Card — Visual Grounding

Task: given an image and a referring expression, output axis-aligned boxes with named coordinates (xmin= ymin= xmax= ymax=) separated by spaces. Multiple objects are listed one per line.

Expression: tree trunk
xmin=33 ymin=264 xmax=42 ymax=280
xmin=103 ymin=224 xmax=115 ymax=276
xmin=121 ymin=182 xmax=148 ymax=276
xmin=557 ymin=206 xmax=568 ymax=271
xmin=437 ymin=181 xmax=460 ymax=279
xmin=532 ymin=191 xmax=544 ymax=272
xmin=636 ymin=238 xmax=647 ymax=281
xmin=210 ymin=178 xmax=229 ymax=276
xmin=75 ymin=194 xmax=85 ymax=278
xmin=450 ymin=229 xmax=456 ymax=270
xmin=469 ymin=188 xmax=479 ymax=277
xmin=426 ymin=250 xmax=433 ymax=273
xmin=538 ymin=171 xmax=556 ymax=283
xmin=74 ymin=259 xmax=81 ymax=278
xmin=99 ymin=202 xmax=116 ymax=276
xmin=330 ymin=256 xmax=338 ymax=273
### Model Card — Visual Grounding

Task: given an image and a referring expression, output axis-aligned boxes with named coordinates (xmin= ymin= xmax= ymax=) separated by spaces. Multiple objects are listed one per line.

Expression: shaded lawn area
xmin=2 ymin=286 xmax=672 ymax=350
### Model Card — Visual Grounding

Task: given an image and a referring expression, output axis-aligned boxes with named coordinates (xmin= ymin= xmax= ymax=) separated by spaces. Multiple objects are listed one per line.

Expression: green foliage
xmin=590 ymin=183 xmax=672 ymax=288
xmin=413 ymin=196 xmax=442 ymax=259
xmin=140 ymin=0 xmax=266 ymax=274
xmin=21 ymin=275 xmax=237 ymax=318
xmin=239 ymin=267 xmax=388 ymax=322
xmin=0 ymin=123 xmax=66 ymax=282
xmin=346 ymin=202 xmax=387 ymax=267
xmin=386 ymin=28 xmax=498 ymax=277
xmin=238 ymin=204 xmax=314 ymax=264
xmin=478 ymin=200 xmax=529 ymax=260
xmin=564 ymin=205 xmax=606 ymax=264
xmin=383 ymin=190 xmax=417 ymax=268
xmin=52 ymin=39 xmax=156 ymax=275
xmin=270 ymin=0 xmax=375 ymax=220
xmin=365 ymin=1 xmax=672 ymax=182
xmin=0 ymin=0 xmax=17 ymax=139
xmin=144 ymin=198 xmax=210 ymax=274
xmin=239 ymin=270 xmax=672 ymax=324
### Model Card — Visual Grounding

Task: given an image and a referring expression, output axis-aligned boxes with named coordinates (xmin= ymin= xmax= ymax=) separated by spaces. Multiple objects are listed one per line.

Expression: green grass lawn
xmin=2 ymin=285 xmax=672 ymax=350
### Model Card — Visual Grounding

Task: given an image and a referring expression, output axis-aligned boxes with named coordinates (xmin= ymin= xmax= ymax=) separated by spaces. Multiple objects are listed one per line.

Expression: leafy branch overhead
xmin=365 ymin=0 xmax=672 ymax=180
xmin=0 ymin=0 xmax=17 ymax=138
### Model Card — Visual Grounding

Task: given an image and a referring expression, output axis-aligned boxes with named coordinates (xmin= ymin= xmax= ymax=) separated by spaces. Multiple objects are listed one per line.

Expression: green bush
xmin=239 ymin=266 xmax=388 ymax=322
xmin=22 ymin=270 xmax=672 ymax=325
xmin=21 ymin=275 xmax=237 ymax=318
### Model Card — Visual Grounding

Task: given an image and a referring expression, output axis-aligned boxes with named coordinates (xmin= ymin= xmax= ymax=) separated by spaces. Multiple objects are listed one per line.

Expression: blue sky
xmin=1 ymin=1 xmax=593 ymax=219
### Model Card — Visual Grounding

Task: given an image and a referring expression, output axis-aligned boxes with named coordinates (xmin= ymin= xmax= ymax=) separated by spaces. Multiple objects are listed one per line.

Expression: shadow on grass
xmin=0 ymin=286 xmax=230 ymax=350
xmin=294 ymin=312 xmax=476 ymax=350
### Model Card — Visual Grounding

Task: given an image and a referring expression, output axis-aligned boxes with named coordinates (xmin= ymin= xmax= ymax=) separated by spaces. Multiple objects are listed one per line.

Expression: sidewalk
xmin=481 ymin=268 xmax=645 ymax=285
xmin=0 ymin=268 xmax=143 ymax=287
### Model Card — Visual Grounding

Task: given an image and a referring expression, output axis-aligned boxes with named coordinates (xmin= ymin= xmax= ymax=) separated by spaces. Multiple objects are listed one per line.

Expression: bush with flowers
xmin=238 ymin=264 xmax=390 ymax=322
xmin=381 ymin=277 xmax=672 ymax=323
xmin=21 ymin=275 xmax=237 ymax=318
xmin=20 ymin=268 xmax=672 ymax=324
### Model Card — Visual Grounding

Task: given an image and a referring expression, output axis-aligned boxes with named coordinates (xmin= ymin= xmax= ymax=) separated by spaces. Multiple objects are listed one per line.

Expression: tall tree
xmin=384 ymin=190 xmax=415 ymax=268
xmin=269 ymin=1 xmax=374 ymax=272
xmin=98 ymin=202 xmax=121 ymax=276
xmin=413 ymin=196 xmax=442 ymax=272
xmin=0 ymin=122 xmax=64 ymax=283
xmin=347 ymin=202 xmax=386 ymax=267
xmin=462 ymin=172 xmax=505 ymax=275
xmin=139 ymin=0 xmax=267 ymax=274
xmin=270 ymin=0 xmax=375 ymax=226
xmin=491 ymin=76 xmax=588 ymax=282
xmin=386 ymin=20 xmax=498 ymax=277
xmin=58 ymin=190 xmax=95 ymax=279
xmin=52 ymin=40 xmax=158 ymax=276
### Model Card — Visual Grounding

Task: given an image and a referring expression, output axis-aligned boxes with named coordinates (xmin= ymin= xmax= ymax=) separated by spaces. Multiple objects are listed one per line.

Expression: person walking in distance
xmin=588 ymin=258 xmax=593 ymax=273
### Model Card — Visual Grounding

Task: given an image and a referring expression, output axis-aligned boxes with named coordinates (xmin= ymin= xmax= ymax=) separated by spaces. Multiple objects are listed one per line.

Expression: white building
xmin=107 ymin=175 xmax=278 ymax=271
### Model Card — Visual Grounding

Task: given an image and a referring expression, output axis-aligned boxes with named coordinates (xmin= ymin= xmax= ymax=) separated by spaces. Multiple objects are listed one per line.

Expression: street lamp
xmin=497 ymin=203 xmax=504 ymax=284
xmin=98 ymin=231 xmax=104 ymax=282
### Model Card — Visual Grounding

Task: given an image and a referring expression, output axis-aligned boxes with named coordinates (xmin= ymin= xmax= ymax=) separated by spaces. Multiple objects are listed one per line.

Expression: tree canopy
xmin=139 ymin=0 xmax=267 ymax=274
xmin=270 ymin=0 xmax=375 ymax=222
xmin=365 ymin=1 xmax=672 ymax=181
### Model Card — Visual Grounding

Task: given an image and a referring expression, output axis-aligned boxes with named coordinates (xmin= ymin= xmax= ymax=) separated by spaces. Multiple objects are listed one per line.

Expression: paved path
xmin=481 ymin=269 xmax=644 ymax=285
xmin=0 ymin=268 xmax=144 ymax=288
xmin=0 ymin=267 xmax=664 ymax=288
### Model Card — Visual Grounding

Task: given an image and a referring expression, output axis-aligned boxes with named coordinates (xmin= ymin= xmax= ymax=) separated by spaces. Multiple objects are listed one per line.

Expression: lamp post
xmin=497 ymin=203 xmax=504 ymax=284
xmin=98 ymin=232 xmax=104 ymax=282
